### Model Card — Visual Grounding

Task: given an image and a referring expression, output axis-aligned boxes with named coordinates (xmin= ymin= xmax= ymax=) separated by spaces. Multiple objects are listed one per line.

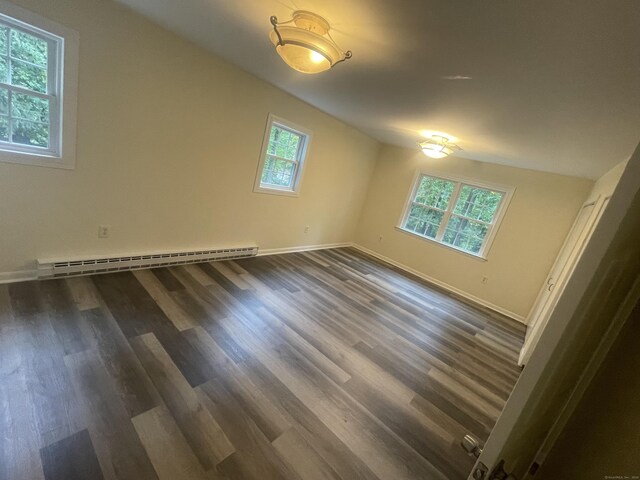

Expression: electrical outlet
xmin=481 ymin=276 xmax=488 ymax=284
xmin=304 ymin=225 xmax=310 ymax=233
xmin=98 ymin=225 xmax=111 ymax=238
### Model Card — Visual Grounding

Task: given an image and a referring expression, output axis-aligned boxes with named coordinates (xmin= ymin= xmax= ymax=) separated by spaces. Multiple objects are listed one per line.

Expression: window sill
xmin=253 ymin=185 xmax=300 ymax=197
xmin=395 ymin=226 xmax=488 ymax=261
xmin=0 ymin=149 xmax=74 ymax=170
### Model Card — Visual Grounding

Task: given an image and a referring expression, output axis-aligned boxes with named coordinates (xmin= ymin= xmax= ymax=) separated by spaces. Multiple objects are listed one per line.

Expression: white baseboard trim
xmin=0 ymin=269 xmax=38 ymax=284
xmin=0 ymin=242 xmax=352 ymax=285
xmin=257 ymin=242 xmax=352 ymax=257
xmin=351 ymin=243 xmax=527 ymax=324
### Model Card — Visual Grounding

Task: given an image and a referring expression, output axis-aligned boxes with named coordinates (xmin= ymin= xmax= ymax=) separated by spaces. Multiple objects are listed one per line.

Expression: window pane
xmin=0 ymin=26 xmax=8 ymax=54
xmin=11 ymin=92 xmax=49 ymax=122
xmin=261 ymin=156 xmax=296 ymax=188
xmin=404 ymin=204 xmax=444 ymax=239
xmin=11 ymin=118 xmax=48 ymax=147
xmin=414 ymin=176 xmax=455 ymax=210
xmin=267 ymin=125 xmax=301 ymax=160
xmin=0 ymin=115 xmax=8 ymax=141
xmin=442 ymin=216 xmax=489 ymax=254
xmin=0 ymin=88 xmax=7 ymax=114
xmin=453 ymin=185 xmax=504 ymax=223
xmin=10 ymin=29 xmax=48 ymax=67
xmin=10 ymin=58 xmax=47 ymax=93
xmin=0 ymin=55 xmax=7 ymax=83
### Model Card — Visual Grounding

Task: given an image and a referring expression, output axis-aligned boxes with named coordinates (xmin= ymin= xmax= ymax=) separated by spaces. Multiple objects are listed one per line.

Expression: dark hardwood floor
xmin=0 ymin=247 xmax=525 ymax=480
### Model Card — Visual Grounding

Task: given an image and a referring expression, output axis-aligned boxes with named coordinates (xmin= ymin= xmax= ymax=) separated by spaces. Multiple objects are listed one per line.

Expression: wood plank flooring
xmin=0 ymin=247 xmax=525 ymax=480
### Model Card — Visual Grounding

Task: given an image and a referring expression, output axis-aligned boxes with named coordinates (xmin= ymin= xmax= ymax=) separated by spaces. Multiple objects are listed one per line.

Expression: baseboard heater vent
xmin=37 ymin=245 xmax=258 ymax=279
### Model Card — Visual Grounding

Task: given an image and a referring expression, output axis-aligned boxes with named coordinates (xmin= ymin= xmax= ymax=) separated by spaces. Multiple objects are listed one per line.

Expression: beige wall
xmin=0 ymin=0 xmax=612 ymax=327
xmin=0 ymin=0 xmax=380 ymax=277
xmin=354 ymin=145 xmax=593 ymax=320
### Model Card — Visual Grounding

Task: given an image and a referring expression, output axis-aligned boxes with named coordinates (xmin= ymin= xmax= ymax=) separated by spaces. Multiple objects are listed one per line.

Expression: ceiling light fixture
xmin=418 ymin=135 xmax=461 ymax=158
xmin=269 ymin=11 xmax=352 ymax=74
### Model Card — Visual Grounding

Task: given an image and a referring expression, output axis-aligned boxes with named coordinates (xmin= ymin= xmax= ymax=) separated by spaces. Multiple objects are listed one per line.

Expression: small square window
xmin=254 ymin=114 xmax=312 ymax=196
xmin=0 ymin=3 xmax=78 ymax=169
xmin=0 ymin=16 xmax=58 ymax=155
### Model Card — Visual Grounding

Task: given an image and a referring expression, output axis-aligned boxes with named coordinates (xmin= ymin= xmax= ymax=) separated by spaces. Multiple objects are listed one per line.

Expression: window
xmin=399 ymin=173 xmax=513 ymax=258
xmin=0 ymin=3 xmax=78 ymax=169
xmin=254 ymin=114 xmax=311 ymax=196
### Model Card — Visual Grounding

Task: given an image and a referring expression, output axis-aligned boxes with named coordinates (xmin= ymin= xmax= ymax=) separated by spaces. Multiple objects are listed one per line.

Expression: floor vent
xmin=37 ymin=246 xmax=258 ymax=279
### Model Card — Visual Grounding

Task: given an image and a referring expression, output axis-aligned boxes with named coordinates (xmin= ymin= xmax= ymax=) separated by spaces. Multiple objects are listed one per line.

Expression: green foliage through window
xmin=266 ymin=125 xmax=301 ymax=160
xmin=405 ymin=204 xmax=444 ymax=239
xmin=414 ymin=176 xmax=455 ymax=210
xmin=402 ymin=175 xmax=507 ymax=256
xmin=453 ymin=185 xmax=502 ymax=223
xmin=0 ymin=21 xmax=51 ymax=149
xmin=260 ymin=123 xmax=305 ymax=190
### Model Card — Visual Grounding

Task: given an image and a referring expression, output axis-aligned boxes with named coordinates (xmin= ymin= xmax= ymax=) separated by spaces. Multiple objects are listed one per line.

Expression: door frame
xmin=530 ymin=266 xmax=640 ymax=472
xmin=468 ymin=151 xmax=639 ymax=479
xmin=518 ymin=195 xmax=605 ymax=365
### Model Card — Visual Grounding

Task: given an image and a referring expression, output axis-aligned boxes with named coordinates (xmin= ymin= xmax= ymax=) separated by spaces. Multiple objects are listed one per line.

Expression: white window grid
xmin=0 ymin=13 xmax=61 ymax=157
xmin=405 ymin=202 xmax=446 ymax=239
xmin=443 ymin=186 xmax=498 ymax=250
xmin=260 ymin=124 xmax=305 ymax=189
xmin=399 ymin=173 xmax=513 ymax=258
xmin=254 ymin=114 xmax=312 ymax=196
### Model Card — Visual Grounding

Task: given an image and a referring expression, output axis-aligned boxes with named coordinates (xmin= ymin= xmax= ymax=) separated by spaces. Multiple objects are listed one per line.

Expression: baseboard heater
xmin=37 ymin=245 xmax=258 ymax=279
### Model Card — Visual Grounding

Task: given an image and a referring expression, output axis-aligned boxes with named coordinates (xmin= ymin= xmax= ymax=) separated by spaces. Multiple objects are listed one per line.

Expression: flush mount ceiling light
xmin=269 ymin=11 xmax=352 ymax=74
xmin=418 ymin=135 xmax=462 ymax=159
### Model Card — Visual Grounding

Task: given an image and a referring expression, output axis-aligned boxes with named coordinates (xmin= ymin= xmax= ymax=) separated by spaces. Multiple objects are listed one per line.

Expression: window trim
xmin=0 ymin=1 xmax=78 ymax=170
xmin=397 ymin=170 xmax=515 ymax=259
xmin=253 ymin=113 xmax=312 ymax=197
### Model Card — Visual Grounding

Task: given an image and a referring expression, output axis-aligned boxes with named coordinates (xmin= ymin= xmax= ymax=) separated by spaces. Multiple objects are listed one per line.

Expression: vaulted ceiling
xmin=115 ymin=0 xmax=640 ymax=179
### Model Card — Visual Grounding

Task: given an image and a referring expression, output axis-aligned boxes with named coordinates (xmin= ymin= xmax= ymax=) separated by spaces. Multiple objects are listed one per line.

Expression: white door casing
xmin=467 ymin=147 xmax=639 ymax=480
xmin=518 ymin=195 xmax=605 ymax=365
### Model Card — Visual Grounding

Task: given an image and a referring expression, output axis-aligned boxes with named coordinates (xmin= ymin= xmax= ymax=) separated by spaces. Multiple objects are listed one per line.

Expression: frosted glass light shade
xmin=418 ymin=136 xmax=459 ymax=158
xmin=269 ymin=11 xmax=351 ymax=74
xmin=274 ymin=42 xmax=332 ymax=74
xmin=421 ymin=144 xmax=454 ymax=158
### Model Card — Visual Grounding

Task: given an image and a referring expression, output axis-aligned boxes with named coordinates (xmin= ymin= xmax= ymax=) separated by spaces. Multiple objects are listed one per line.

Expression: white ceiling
xmin=115 ymin=0 xmax=640 ymax=179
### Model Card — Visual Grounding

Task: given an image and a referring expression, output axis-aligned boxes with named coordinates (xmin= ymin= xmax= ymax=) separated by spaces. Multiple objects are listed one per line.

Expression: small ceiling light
xmin=269 ymin=11 xmax=352 ymax=74
xmin=418 ymin=135 xmax=461 ymax=158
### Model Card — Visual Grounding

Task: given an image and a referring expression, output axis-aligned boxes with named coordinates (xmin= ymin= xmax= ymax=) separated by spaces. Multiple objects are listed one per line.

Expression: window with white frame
xmin=0 ymin=3 xmax=78 ymax=169
xmin=254 ymin=114 xmax=311 ymax=196
xmin=399 ymin=173 xmax=512 ymax=258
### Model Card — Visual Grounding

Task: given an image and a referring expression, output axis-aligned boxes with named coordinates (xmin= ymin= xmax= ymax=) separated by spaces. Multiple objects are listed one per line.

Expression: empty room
xmin=1 ymin=0 xmax=639 ymax=479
